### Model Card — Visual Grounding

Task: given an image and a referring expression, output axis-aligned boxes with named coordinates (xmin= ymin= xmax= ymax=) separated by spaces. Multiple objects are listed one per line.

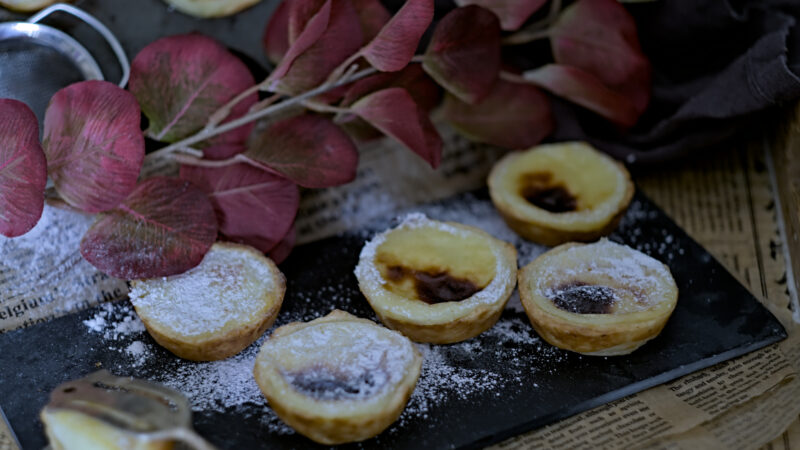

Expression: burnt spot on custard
xmin=519 ymin=172 xmax=577 ymax=213
xmin=549 ymin=281 xmax=617 ymax=314
xmin=387 ymin=265 xmax=481 ymax=304
xmin=287 ymin=365 xmax=386 ymax=401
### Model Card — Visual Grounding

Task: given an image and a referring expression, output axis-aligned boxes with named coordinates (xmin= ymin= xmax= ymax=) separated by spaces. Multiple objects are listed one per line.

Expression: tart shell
xmin=130 ymin=242 xmax=285 ymax=361
xmin=253 ymin=310 xmax=422 ymax=445
xmin=355 ymin=215 xmax=518 ymax=344
xmin=488 ymin=142 xmax=634 ymax=246
xmin=519 ymin=241 xmax=678 ymax=356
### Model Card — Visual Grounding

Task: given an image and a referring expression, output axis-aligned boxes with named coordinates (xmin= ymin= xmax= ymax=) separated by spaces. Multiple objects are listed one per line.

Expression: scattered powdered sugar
xmin=128 ymin=246 xmax=275 ymax=337
xmin=125 ymin=341 xmax=150 ymax=367
xmin=538 ymin=239 xmax=673 ymax=313
xmin=83 ymin=302 xmax=145 ymax=341
xmin=265 ymin=322 xmax=414 ymax=402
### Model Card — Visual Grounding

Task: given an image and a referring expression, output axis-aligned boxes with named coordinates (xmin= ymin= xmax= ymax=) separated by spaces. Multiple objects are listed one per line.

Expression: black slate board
xmin=0 ymin=190 xmax=786 ymax=450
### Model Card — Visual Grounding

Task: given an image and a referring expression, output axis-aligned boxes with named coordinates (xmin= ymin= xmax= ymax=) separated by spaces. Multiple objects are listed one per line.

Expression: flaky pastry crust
xmin=355 ymin=215 xmax=517 ymax=344
xmin=488 ymin=142 xmax=634 ymax=246
xmin=131 ymin=242 xmax=285 ymax=361
xmin=519 ymin=240 xmax=678 ymax=356
xmin=253 ymin=310 xmax=422 ymax=445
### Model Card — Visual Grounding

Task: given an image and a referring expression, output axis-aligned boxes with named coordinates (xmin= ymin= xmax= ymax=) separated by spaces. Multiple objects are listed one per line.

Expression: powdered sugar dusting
xmin=261 ymin=321 xmax=415 ymax=402
xmin=129 ymin=245 xmax=275 ymax=337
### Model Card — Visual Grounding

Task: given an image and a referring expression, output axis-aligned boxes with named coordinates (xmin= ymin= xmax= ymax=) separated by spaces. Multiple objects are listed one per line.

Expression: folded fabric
xmin=551 ymin=0 xmax=800 ymax=165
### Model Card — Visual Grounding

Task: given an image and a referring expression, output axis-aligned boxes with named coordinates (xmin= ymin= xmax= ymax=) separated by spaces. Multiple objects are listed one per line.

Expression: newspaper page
xmin=0 ymin=125 xmax=797 ymax=449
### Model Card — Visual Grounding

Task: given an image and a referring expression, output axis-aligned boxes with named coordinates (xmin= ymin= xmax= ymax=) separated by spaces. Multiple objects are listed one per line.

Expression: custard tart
xmin=488 ymin=142 xmax=634 ymax=246
xmin=161 ymin=0 xmax=262 ymax=18
xmin=518 ymin=239 xmax=678 ymax=356
xmin=253 ymin=310 xmax=422 ymax=445
xmin=129 ymin=242 xmax=285 ymax=361
xmin=355 ymin=214 xmax=517 ymax=344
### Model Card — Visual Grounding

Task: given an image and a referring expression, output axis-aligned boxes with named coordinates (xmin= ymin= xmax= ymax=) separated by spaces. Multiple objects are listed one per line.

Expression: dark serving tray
xmin=0 ymin=190 xmax=786 ymax=450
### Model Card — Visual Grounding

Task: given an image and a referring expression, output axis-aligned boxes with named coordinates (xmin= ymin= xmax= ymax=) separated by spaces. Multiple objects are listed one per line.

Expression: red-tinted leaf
xmin=271 ymin=0 xmax=363 ymax=94
xmin=351 ymin=0 xmax=391 ymax=43
xmin=80 ymin=177 xmax=218 ymax=280
xmin=351 ymin=88 xmax=442 ymax=168
xmin=263 ymin=1 xmax=290 ymax=65
xmin=270 ymin=0 xmax=332 ymax=83
xmin=0 ymin=99 xmax=46 ymax=237
xmin=129 ymin=34 xmax=258 ymax=145
xmin=243 ymin=114 xmax=358 ymax=188
xmin=360 ymin=0 xmax=434 ymax=72
xmin=442 ymin=79 xmax=553 ymax=149
xmin=454 ymin=0 xmax=547 ymax=31
xmin=523 ymin=64 xmax=639 ymax=127
xmin=423 ymin=5 xmax=501 ymax=104
xmin=550 ymin=0 xmax=651 ymax=114
xmin=341 ymin=63 xmax=441 ymax=111
xmin=269 ymin=226 xmax=296 ymax=264
xmin=288 ymin=0 xmax=327 ymax=42
xmin=43 ymin=81 xmax=144 ymax=213
xmin=179 ymin=163 xmax=299 ymax=254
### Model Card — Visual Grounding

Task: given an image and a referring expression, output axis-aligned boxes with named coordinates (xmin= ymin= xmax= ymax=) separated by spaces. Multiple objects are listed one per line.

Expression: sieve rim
xmin=0 ymin=21 xmax=104 ymax=82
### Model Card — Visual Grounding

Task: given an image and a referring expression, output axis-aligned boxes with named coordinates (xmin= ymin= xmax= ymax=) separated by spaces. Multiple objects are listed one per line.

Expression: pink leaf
xmin=442 ymin=79 xmax=553 ymax=149
xmin=351 ymin=87 xmax=442 ymax=168
xmin=270 ymin=0 xmax=332 ymax=83
xmin=549 ymin=0 xmax=651 ymax=115
xmin=43 ymin=81 xmax=144 ymax=213
xmin=351 ymin=0 xmax=391 ymax=43
xmin=271 ymin=0 xmax=363 ymax=94
xmin=263 ymin=1 xmax=290 ymax=65
xmin=0 ymin=99 xmax=46 ymax=237
xmin=454 ymin=0 xmax=547 ymax=31
xmin=360 ymin=0 xmax=434 ymax=72
xmin=129 ymin=34 xmax=258 ymax=145
xmin=243 ymin=114 xmax=359 ymax=188
xmin=423 ymin=5 xmax=501 ymax=104
xmin=179 ymin=163 xmax=299 ymax=254
xmin=341 ymin=63 xmax=441 ymax=111
xmin=80 ymin=177 xmax=218 ymax=280
xmin=268 ymin=226 xmax=296 ymax=264
xmin=523 ymin=64 xmax=639 ymax=127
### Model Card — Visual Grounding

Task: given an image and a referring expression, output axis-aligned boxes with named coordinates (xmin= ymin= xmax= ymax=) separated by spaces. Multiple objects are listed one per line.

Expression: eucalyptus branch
xmin=205 ymin=83 xmax=265 ymax=130
xmin=249 ymin=93 xmax=282 ymax=113
xmin=146 ymin=66 xmax=378 ymax=161
xmin=173 ymin=153 xmax=248 ymax=168
xmin=302 ymin=101 xmax=351 ymax=114
xmin=499 ymin=71 xmax=528 ymax=83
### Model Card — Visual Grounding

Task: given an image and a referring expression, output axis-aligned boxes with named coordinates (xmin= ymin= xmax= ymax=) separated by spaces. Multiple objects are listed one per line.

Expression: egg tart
xmin=519 ymin=239 xmax=678 ymax=356
xmin=129 ymin=242 xmax=285 ymax=361
xmin=355 ymin=214 xmax=517 ymax=344
xmin=488 ymin=142 xmax=634 ymax=246
xmin=253 ymin=310 xmax=421 ymax=445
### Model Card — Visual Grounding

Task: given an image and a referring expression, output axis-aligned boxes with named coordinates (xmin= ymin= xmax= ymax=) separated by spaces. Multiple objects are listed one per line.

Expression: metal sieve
xmin=0 ymin=3 xmax=130 ymax=124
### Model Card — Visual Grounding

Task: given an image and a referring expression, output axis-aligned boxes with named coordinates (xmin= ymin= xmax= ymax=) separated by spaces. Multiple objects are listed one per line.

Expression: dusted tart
xmin=253 ymin=310 xmax=421 ymax=445
xmin=488 ymin=142 xmax=634 ymax=246
xmin=355 ymin=214 xmax=517 ymax=344
xmin=0 ymin=0 xmax=64 ymax=12
xmin=129 ymin=242 xmax=285 ymax=361
xmin=519 ymin=239 xmax=678 ymax=356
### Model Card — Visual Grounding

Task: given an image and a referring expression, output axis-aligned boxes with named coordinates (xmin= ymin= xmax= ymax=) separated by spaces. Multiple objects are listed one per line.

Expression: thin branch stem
xmin=173 ymin=153 xmax=247 ymax=168
xmin=499 ymin=71 xmax=528 ymax=83
xmin=410 ymin=55 xmax=425 ymax=63
xmin=205 ymin=82 xmax=265 ymax=130
xmin=249 ymin=93 xmax=282 ymax=114
xmin=147 ymin=67 xmax=378 ymax=160
xmin=502 ymin=0 xmax=562 ymax=46
xmin=502 ymin=28 xmax=551 ymax=46
xmin=326 ymin=52 xmax=363 ymax=85
xmin=302 ymin=101 xmax=351 ymax=114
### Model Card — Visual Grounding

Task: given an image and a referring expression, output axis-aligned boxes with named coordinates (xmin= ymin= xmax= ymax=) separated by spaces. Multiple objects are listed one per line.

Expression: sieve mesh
xmin=0 ymin=38 xmax=86 ymax=125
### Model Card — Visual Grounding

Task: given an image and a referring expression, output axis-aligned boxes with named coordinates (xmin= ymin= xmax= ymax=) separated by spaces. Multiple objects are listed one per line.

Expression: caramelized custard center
xmin=287 ymin=365 xmax=385 ymax=401
xmin=550 ymin=281 xmax=617 ymax=314
xmin=387 ymin=265 xmax=481 ymax=304
xmin=519 ymin=172 xmax=577 ymax=213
